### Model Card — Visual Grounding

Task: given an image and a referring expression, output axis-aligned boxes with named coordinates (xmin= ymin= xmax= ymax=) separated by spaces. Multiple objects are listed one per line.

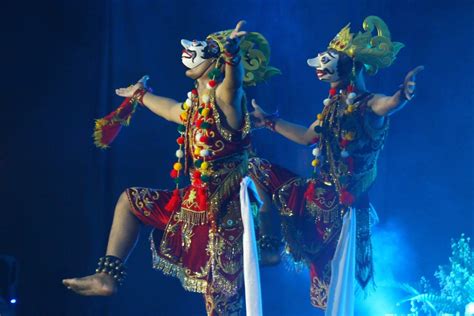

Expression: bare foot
xmin=260 ymin=248 xmax=281 ymax=266
xmin=62 ymin=273 xmax=117 ymax=296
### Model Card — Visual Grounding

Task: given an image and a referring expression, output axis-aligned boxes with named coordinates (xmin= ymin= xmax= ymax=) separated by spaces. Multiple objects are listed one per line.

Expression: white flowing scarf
xmin=239 ymin=177 xmax=263 ymax=316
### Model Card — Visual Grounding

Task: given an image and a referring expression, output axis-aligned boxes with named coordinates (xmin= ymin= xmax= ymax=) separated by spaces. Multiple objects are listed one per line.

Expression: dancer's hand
xmin=228 ymin=20 xmax=247 ymax=46
xmin=402 ymin=66 xmax=424 ymax=101
xmin=115 ymin=75 xmax=149 ymax=98
xmin=250 ymin=99 xmax=270 ymax=129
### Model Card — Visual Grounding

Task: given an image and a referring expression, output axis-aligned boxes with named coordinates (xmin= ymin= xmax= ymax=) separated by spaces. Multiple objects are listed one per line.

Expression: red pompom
xmin=340 ymin=139 xmax=350 ymax=148
xmin=346 ymin=156 xmax=354 ymax=172
xmin=208 ymin=80 xmax=217 ymax=88
xmin=196 ymin=119 xmax=203 ymax=128
xmin=304 ymin=181 xmax=315 ymax=201
xmin=339 ymin=190 xmax=355 ymax=206
xmin=170 ymin=169 xmax=179 ymax=178
xmin=193 ymin=170 xmax=201 ymax=179
xmin=311 ymin=136 xmax=320 ymax=144
xmin=329 ymin=88 xmax=337 ymax=96
xmin=165 ymin=189 xmax=182 ymax=212
xmin=177 ymin=136 xmax=185 ymax=145
xmin=191 ymin=89 xmax=198 ymax=96
xmin=347 ymin=85 xmax=354 ymax=93
xmin=200 ymin=135 xmax=209 ymax=143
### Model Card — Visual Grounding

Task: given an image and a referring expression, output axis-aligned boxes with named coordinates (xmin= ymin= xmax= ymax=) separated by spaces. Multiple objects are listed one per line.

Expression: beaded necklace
xmin=165 ymin=78 xmax=219 ymax=213
xmin=306 ymin=85 xmax=360 ymax=206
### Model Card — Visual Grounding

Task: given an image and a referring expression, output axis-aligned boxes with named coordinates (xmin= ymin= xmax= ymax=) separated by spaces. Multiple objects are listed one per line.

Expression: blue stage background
xmin=1 ymin=0 xmax=473 ymax=315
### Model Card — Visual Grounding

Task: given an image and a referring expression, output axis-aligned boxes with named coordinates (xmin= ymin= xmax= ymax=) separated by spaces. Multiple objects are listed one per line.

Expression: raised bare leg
xmin=62 ymin=191 xmax=140 ymax=296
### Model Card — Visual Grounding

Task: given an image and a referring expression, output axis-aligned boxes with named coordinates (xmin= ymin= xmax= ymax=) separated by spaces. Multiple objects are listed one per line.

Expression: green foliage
xmin=400 ymin=234 xmax=473 ymax=315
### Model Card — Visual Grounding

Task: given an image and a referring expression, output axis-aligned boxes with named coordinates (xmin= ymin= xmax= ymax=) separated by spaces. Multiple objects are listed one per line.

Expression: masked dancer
xmin=249 ymin=16 xmax=423 ymax=315
xmin=63 ymin=21 xmax=279 ymax=316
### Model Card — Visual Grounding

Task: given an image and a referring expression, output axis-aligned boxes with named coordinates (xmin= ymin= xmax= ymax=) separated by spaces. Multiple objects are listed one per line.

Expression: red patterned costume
xmin=245 ymin=16 xmax=422 ymax=314
xmin=249 ymin=92 xmax=389 ymax=309
xmin=127 ymin=92 xmax=252 ymax=314
xmin=91 ymin=27 xmax=280 ymax=315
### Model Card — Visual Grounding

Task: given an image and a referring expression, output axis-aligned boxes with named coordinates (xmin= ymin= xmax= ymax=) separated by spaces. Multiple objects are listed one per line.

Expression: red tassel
xmin=340 ymin=139 xmax=350 ymax=148
xmin=340 ymin=190 xmax=355 ymax=206
xmin=304 ymin=181 xmax=315 ymax=201
xmin=93 ymin=97 xmax=138 ymax=149
xmin=165 ymin=189 xmax=181 ymax=212
xmin=197 ymin=187 xmax=208 ymax=211
xmin=346 ymin=157 xmax=354 ymax=172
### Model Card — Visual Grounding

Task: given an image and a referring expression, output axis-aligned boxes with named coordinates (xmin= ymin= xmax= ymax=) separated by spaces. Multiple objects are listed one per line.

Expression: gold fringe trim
xmin=93 ymin=118 xmax=110 ymax=149
xmin=179 ymin=151 xmax=250 ymax=226
xmin=150 ymin=231 xmax=208 ymax=293
xmin=179 ymin=207 xmax=208 ymax=226
xmin=92 ymin=101 xmax=138 ymax=149
xmin=208 ymin=152 xmax=249 ymax=215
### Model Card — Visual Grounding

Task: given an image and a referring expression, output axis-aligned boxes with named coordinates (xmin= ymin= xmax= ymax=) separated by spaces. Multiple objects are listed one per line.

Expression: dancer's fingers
xmin=138 ymin=75 xmax=149 ymax=84
xmin=251 ymin=99 xmax=258 ymax=109
xmin=234 ymin=20 xmax=246 ymax=33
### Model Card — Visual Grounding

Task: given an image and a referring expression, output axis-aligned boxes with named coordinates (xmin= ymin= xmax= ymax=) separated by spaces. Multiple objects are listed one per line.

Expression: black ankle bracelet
xmin=96 ymin=255 xmax=126 ymax=285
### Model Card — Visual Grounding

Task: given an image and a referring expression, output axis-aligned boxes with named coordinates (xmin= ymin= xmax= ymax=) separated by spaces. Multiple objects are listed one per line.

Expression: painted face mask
xmin=307 ymin=50 xmax=340 ymax=82
xmin=181 ymin=39 xmax=207 ymax=69
xmin=181 ymin=39 xmax=221 ymax=69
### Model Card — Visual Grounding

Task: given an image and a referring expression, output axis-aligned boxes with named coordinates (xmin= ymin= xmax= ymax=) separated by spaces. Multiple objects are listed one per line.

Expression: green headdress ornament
xmin=328 ymin=16 xmax=405 ymax=75
xmin=206 ymin=30 xmax=281 ymax=86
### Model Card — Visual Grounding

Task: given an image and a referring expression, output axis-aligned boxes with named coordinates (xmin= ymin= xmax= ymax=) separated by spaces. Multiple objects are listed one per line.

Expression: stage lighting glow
xmin=466 ymin=302 xmax=474 ymax=316
xmin=10 ymin=299 xmax=16 ymax=304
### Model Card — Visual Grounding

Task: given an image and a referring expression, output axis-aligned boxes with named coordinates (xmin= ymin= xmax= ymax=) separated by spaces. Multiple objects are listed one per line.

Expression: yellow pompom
xmin=345 ymin=132 xmax=355 ymax=141
xmin=201 ymin=161 xmax=209 ymax=170
xmin=311 ymin=159 xmax=319 ymax=167
xmin=180 ymin=112 xmax=188 ymax=121
xmin=317 ymin=114 xmax=323 ymax=121
xmin=201 ymin=108 xmax=210 ymax=117
xmin=183 ymin=103 xmax=189 ymax=110
xmin=347 ymin=105 xmax=354 ymax=113
xmin=173 ymin=162 xmax=183 ymax=171
xmin=194 ymin=147 xmax=201 ymax=156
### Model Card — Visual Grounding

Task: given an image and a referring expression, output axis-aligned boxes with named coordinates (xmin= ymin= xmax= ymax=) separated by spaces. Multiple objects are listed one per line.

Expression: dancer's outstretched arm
xmin=116 ymin=75 xmax=182 ymax=124
xmin=369 ymin=65 xmax=424 ymax=116
xmin=250 ymin=99 xmax=318 ymax=146
xmin=215 ymin=20 xmax=247 ymax=130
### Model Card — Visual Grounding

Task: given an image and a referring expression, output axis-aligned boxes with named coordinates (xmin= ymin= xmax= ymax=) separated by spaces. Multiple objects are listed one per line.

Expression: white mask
xmin=181 ymin=39 xmax=208 ymax=69
xmin=307 ymin=50 xmax=340 ymax=82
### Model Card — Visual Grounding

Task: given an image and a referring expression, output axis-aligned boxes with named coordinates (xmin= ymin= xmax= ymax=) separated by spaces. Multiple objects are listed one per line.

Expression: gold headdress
xmin=328 ymin=16 xmax=405 ymax=75
xmin=206 ymin=30 xmax=281 ymax=86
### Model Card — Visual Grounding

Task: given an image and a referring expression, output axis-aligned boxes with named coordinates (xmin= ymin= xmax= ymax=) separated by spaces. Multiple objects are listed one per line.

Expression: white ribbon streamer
xmin=326 ymin=207 xmax=357 ymax=316
xmin=239 ymin=176 xmax=263 ymax=316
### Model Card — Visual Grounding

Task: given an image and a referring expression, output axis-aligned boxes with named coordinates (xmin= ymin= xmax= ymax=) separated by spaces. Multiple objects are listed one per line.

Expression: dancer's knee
xmin=117 ymin=190 xmax=132 ymax=212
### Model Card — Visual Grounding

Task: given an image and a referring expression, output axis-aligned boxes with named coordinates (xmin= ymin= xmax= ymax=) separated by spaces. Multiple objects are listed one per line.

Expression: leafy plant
xmin=398 ymin=234 xmax=473 ymax=315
